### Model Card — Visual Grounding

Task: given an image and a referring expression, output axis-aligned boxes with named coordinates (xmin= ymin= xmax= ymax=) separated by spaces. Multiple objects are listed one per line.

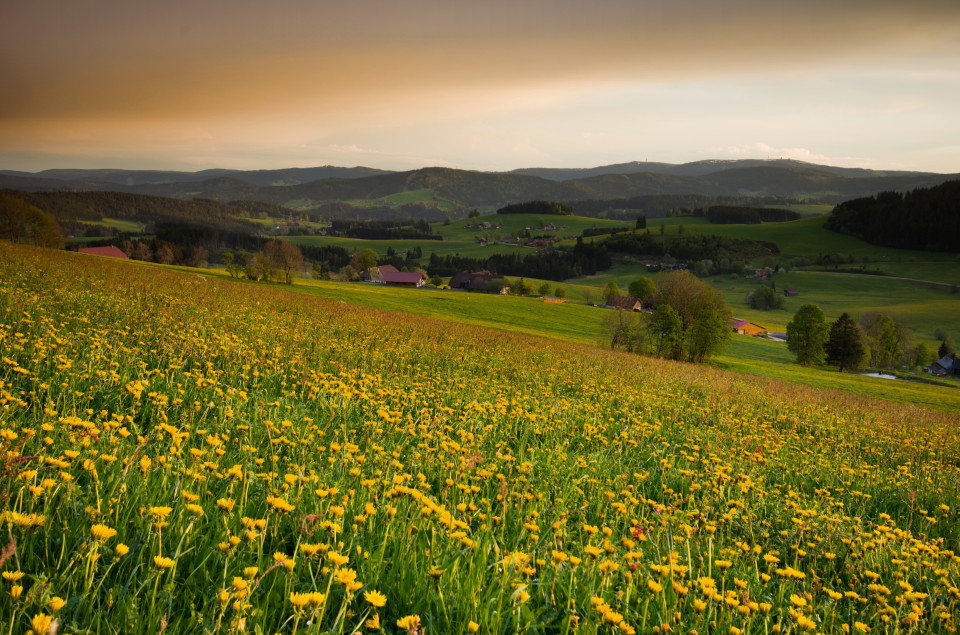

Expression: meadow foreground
xmin=1 ymin=243 xmax=959 ymax=634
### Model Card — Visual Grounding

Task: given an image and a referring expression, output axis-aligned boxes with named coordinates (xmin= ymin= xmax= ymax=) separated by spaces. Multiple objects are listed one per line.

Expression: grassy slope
xmin=199 ymin=269 xmax=960 ymax=413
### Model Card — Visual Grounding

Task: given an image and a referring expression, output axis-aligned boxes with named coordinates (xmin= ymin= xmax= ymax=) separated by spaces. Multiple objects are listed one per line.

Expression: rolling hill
xmin=3 ymin=161 xmax=957 ymax=219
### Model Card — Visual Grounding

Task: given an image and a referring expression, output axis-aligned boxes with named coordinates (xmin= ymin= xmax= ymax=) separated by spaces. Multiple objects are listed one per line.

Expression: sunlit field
xmin=2 ymin=243 xmax=959 ymax=634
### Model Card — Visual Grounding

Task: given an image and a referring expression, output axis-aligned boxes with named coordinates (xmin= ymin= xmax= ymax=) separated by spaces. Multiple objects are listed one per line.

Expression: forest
xmin=427 ymin=239 xmax=610 ymax=280
xmin=825 ymin=179 xmax=960 ymax=251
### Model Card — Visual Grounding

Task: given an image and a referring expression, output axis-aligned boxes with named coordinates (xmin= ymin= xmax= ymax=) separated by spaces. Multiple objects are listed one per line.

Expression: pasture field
xmin=3 ymin=244 xmax=960 ymax=635
xmin=436 ymin=214 xmax=630 ymax=243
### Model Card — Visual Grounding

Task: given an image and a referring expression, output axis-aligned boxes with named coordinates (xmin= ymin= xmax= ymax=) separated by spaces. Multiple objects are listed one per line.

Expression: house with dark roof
xmin=449 ymin=270 xmax=503 ymax=292
xmin=605 ymin=296 xmax=643 ymax=312
xmin=784 ymin=287 xmax=799 ymax=297
xmin=78 ymin=246 xmax=128 ymax=259
xmin=927 ymin=355 xmax=960 ymax=377
xmin=382 ymin=271 xmax=427 ymax=287
xmin=359 ymin=264 xmax=398 ymax=283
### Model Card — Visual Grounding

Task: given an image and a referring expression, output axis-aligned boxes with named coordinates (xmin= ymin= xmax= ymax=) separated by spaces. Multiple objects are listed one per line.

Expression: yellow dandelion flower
xmin=31 ymin=614 xmax=53 ymax=634
xmin=397 ymin=615 xmax=420 ymax=631
xmin=91 ymin=524 xmax=117 ymax=542
xmin=2 ymin=571 xmax=25 ymax=582
xmin=154 ymin=555 xmax=176 ymax=570
xmin=48 ymin=596 xmax=66 ymax=612
xmin=115 ymin=543 xmax=129 ymax=556
xmin=364 ymin=589 xmax=387 ymax=607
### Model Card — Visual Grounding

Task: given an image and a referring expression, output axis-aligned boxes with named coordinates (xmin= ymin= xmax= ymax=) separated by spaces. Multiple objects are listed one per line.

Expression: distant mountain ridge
xmin=2 ymin=160 xmax=955 ymax=214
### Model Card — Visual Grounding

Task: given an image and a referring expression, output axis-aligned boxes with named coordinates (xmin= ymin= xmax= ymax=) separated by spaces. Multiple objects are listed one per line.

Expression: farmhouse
xmin=359 ymin=264 xmax=398 ymax=283
xmin=78 ymin=246 xmax=128 ymax=259
xmin=449 ymin=270 xmax=504 ymax=291
xmin=381 ymin=271 xmax=427 ymax=287
xmin=605 ymin=296 xmax=643 ymax=312
xmin=928 ymin=355 xmax=960 ymax=377
xmin=784 ymin=287 xmax=799 ymax=297
xmin=729 ymin=318 xmax=766 ymax=336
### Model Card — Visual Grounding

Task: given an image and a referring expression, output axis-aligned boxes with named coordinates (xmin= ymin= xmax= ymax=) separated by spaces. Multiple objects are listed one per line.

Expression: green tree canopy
xmin=628 ymin=277 xmax=657 ymax=301
xmin=827 ymin=312 xmax=866 ymax=372
xmin=786 ymin=304 xmax=829 ymax=365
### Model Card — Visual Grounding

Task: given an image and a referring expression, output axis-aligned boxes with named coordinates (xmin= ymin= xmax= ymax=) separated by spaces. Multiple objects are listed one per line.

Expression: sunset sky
xmin=3 ymin=0 xmax=960 ymax=173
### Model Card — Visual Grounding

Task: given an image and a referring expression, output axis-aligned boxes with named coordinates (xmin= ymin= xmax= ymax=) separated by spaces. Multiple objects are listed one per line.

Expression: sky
xmin=3 ymin=0 xmax=960 ymax=174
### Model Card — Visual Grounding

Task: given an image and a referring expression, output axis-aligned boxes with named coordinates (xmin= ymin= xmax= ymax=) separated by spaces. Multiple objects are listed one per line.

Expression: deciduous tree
xmin=786 ymin=304 xmax=829 ymax=365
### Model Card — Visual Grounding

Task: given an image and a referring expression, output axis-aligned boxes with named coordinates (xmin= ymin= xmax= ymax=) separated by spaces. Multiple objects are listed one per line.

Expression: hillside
xmin=825 ymin=179 xmax=960 ymax=251
xmin=3 ymin=163 xmax=956 ymax=217
xmin=1 ymin=242 xmax=958 ymax=634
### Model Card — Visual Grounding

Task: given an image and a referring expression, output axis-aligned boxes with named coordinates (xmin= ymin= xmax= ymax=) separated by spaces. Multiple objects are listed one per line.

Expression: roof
xmin=606 ymin=295 xmax=642 ymax=310
xmin=382 ymin=271 xmax=426 ymax=284
xmin=378 ymin=264 xmax=399 ymax=274
xmin=729 ymin=318 xmax=765 ymax=331
xmin=78 ymin=246 xmax=128 ymax=258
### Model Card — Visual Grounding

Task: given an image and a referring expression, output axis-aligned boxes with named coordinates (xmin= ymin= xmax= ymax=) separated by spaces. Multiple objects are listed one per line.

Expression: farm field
xmin=3 ymin=242 xmax=960 ymax=635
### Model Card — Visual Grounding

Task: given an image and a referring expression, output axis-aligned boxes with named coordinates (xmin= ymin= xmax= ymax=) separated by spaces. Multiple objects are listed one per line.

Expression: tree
xmin=265 ymin=240 xmax=304 ymax=283
xmin=649 ymin=304 xmax=682 ymax=358
xmin=861 ymin=313 xmax=908 ymax=368
xmin=509 ymin=277 xmax=533 ymax=296
xmin=939 ymin=337 xmax=956 ymax=359
xmin=185 ymin=245 xmax=209 ymax=268
xmin=628 ymin=277 xmax=657 ymax=301
xmin=655 ymin=271 xmax=731 ymax=362
xmin=636 ymin=215 xmax=646 ymax=230
xmin=350 ymin=248 xmax=378 ymax=273
xmin=826 ymin=313 xmax=866 ymax=372
xmin=786 ymin=304 xmax=829 ymax=365
xmin=538 ymin=282 xmax=552 ymax=297
xmin=429 ymin=274 xmax=443 ymax=287
xmin=746 ymin=285 xmax=784 ymax=310
xmin=554 ymin=287 xmax=566 ymax=299
xmin=602 ymin=282 xmax=621 ymax=303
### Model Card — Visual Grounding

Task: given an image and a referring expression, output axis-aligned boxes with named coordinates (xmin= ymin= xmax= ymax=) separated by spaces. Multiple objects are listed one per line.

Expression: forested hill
xmin=824 ymin=180 xmax=960 ymax=251
xmin=3 ymin=163 xmax=958 ymax=218
xmin=2 ymin=190 xmax=287 ymax=230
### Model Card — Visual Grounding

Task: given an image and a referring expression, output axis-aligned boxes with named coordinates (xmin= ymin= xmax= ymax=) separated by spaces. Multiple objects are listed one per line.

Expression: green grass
xmin=202 ymin=268 xmax=960 ymax=412
xmin=714 ymin=336 xmax=958 ymax=411
xmin=435 ymin=213 xmax=631 ymax=242
xmin=77 ymin=217 xmax=147 ymax=233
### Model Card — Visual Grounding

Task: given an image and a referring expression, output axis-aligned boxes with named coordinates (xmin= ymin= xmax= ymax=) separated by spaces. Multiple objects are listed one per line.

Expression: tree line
xmin=326 ymin=219 xmax=440 ymax=240
xmin=825 ymin=180 xmax=960 ymax=252
xmin=786 ymin=305 xmax=943 ymax=372
xmin=427 ymin=239 xmax=610 ymax=281
xmin=496 ymin=201 xmax=574 ymax=216
xmin=706 ymin=206 xmax=802 ymax=224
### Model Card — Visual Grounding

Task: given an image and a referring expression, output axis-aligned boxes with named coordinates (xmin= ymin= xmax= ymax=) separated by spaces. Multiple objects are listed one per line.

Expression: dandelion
xmin=154 ymin=556 xmax=175 ymax=570
xmin=363 ymin=589 xmax=387 ymax=607
xmin=31 ymin=614 xmax=53 ymax=634
xmin=2 ymin=571 xmax=25 ymax=582
xmin=91 ymin=523 xmax=117 ymax=542
xmin=115 ymin=543 xmax=130 ymax=556
xmin=396 ymin=615 xmax=420 ymax=631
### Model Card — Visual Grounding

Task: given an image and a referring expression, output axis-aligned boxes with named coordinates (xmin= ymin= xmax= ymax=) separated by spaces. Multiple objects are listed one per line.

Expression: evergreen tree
xmin=826 ymin=313 xmax=866 ymax=372
xmin=786 ymin=304 xmax=829 ymax=365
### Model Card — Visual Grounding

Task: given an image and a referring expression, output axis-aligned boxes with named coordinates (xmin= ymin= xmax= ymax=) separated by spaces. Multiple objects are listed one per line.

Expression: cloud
xmin=718 ymin=143 xmax=873 ymax=168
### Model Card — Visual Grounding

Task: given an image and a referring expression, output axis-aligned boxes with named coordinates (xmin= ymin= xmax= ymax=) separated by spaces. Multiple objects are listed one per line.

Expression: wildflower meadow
xmin=1 ymin=243 xmax=959 ymax=634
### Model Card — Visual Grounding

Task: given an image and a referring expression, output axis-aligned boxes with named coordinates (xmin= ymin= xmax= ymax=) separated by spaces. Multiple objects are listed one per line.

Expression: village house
xmin=359 ymin=264 xmax=398 ymax=283
xmin=381 ymin=271 xmax=427 ymax=287
xmin=927 ymin=354 xmax=960 ymax=377
xmin=78 ymin=246 xmax=128 ymax=259
xmin=605 ymin=296 xmax=643 ymax=312
xmin=449 ymin=270 xmax=504 ymax=292
xmin=729 ymin=318 xmax=766 ymax=336
xmin=784 ymin=287 xmax=799 ymax=297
